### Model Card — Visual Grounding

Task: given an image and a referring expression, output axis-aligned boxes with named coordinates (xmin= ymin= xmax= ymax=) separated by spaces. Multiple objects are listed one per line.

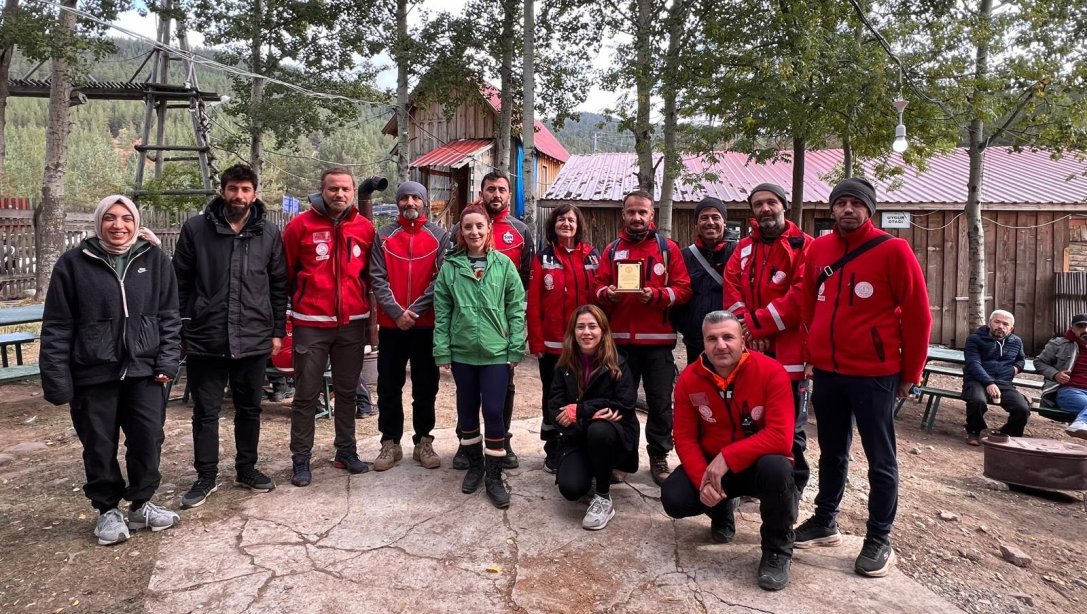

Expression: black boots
xmin=500 ymin=433 xmax=519 ymax=469
xmin=461 ymin=444 xmax=484 ymax=494
xmin=452 ymin=444 xmax=469 ymax=470
xmin=484 ymin=456 xmax=510 ymax=509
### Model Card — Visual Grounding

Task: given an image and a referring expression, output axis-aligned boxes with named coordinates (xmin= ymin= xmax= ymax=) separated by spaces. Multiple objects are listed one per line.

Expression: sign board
xmin=881 ymin=211 xmax=911 ymax=229
xmin=282 ymin=195 xmax=301 ymax=214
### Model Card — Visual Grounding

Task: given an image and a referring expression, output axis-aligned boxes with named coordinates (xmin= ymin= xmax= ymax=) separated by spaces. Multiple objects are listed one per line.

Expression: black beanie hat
xmin=694 ymin=196 xmax=727 ymax=218
xmin=747 ymin=183 xmax=789 ymax=210
xmin=828 ymin=177 xmax=877 ymax=215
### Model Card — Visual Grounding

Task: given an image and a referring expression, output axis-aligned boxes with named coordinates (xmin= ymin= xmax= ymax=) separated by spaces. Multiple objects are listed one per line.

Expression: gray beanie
xmin=395 ymin=181 xmax=428 ymax=207
xmin=747 ymin=183 xmax=789 ymax=210
xmin=828 ymin=177 xmax=877 ymax=215
xmin=694 ymin=196 xmax=726 ymax=218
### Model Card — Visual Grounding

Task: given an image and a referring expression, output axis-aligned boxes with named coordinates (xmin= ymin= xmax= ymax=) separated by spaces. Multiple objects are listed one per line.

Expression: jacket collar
xmin=748 ymin=218 xmax=803 ymax=243
xmin=206 ymin=196 xmax=266 ymax=236
xmin=832 ymin=219 xmax=881 ymax=248
xmin=697 ymin=350 xmax=751 ymax=390
xmin=397 ymin=213 xmax=428 ymax=231
xmin=620 ymin=224 xmax=657 ymax=243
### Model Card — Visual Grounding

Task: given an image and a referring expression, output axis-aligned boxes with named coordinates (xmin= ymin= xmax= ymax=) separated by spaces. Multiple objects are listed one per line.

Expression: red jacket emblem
xmin=527 ymin=242 xmax=601 ymax=355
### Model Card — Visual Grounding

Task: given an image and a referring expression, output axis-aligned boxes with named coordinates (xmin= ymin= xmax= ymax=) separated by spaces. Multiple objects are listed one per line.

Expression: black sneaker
xmin=855 ymin=539 xmax=896 ymax=577
xmin=291 ymin=455 xmax=311 ymax=487
xmin=180 ymin=477 xmax=218 ymax=509
xmin=793 ymin=516 xmax=842 ymax=549
xmin=709 ymin=498 xmax=738 ymax=543
xmin=543 ymin=455 xmax=558 ymax=474
xmin=333 ymin=450 xmax=373 ymax=474
xmin=235 ymin=469 xmax=276 ymax=492
xmin=757 ymin=552 xmax=791 ymax=591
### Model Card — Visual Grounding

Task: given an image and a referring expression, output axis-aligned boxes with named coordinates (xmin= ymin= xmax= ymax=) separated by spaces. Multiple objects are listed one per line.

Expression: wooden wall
xmin=408 ymin=99 xmax=495 ymax=160
xmin=540 ymin=203 xmax=1068 ymax=354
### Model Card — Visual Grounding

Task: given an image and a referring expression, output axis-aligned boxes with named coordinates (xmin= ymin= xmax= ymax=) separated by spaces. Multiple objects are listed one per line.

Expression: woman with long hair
xmin=433 ymin=204 xmax=526 ymax=508
xmin=548 ymin=304 xmax=638 ymax=530
xmin=527 ymin=204 xmax=600 ymax=472
xmin=40 ymin=195 xmax=182 ymax=545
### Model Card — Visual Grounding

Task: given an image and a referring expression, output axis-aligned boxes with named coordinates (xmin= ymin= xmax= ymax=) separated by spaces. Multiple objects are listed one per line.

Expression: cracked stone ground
xmin=146 ymin=419 xmax=958 ymax=613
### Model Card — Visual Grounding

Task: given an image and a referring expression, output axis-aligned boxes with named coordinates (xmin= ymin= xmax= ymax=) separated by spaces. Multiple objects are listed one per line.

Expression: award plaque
xmin=615 ymin=261 xmax=644 ymax=292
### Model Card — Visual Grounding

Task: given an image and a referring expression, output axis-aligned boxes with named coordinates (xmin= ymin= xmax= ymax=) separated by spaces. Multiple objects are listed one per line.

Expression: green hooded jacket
xmin=433 ymin=249 xmax=526 ymax=366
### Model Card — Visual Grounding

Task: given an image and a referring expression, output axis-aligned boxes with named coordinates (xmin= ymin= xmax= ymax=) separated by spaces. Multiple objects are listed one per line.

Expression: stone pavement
xmin=147 ymin=418 xmax=959 ymax=613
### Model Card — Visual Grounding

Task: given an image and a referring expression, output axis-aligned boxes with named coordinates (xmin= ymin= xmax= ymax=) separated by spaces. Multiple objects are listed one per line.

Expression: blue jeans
xmin=1055 ymin=387 xmax=1087 ymax=422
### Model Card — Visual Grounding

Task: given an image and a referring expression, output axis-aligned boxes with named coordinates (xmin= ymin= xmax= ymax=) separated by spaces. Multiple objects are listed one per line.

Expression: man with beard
xmin=718 ymin=182 xmax=812 ymax=542
xmin=369 ymin=181 xmax=449 ymax=470
xmin=1036 ymin=313 xmax=1087 ymax=438
xmin=174 ymin=164 xmax=288 ymax=508
xmin=962 ymin=309 xmax=1029 ymax=445
xmin=793 ymin=177 xmax=931 ymax=578
xmin=283 ymin=167 xmax=376 ymax=486
xmin=450 ymin=172 xmax=534 ymax=470
xmin=594 ymin=190 xmax=692 ymax=486
xmin=672 ymin=196 xmax=738 ymax=365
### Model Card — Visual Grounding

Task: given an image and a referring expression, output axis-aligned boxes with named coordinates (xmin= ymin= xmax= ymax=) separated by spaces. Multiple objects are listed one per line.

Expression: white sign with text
xmin=881 ymin=211 xmax=911 ymax=229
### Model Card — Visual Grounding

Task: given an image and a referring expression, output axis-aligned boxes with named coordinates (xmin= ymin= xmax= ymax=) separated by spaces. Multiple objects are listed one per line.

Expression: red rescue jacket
xmin=798 ymin=219 xmax=931 ymax=382
xmin=674 ymin=350 xmax=795 ymax=486
xmin=370 ymin=214 xmax=448 ymax=329
xmin=527 ymin=242 xmax=601 ymax=355
xmin=723 ymin=219 xmax=812 ymax=379
xmin=282 ymin=203 xmax=375 ymax=328
xmin=593 ymin=227 xmax=692 ymax=346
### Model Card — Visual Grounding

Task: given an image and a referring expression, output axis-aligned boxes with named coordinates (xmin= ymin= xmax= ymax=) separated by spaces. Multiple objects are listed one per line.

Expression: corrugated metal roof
xmin=542 ymin=148 xmax=1087 ymax=205
xmin=409 ymin=139 xmax=493 ymax=169
xmin=479 ymin=83 xmax=571 ymax=164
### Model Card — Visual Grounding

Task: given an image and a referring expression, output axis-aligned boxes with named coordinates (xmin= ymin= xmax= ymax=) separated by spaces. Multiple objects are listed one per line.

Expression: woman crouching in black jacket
xmin=40 ymin=195 xmax=181 ymax=546
xmin=548 ymin=304 xmax=638 ymax=530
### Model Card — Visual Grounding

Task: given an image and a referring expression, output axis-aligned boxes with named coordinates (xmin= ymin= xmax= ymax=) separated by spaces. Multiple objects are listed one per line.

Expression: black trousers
xmin=810 ymin=368 xmax=899 ymax=545
xmin=661 ymin=455 xmax=797 ymax=556
xmin=376 ymin=326 xmax=439 ymax=444
xmin=70 ymin=377 xmax=166 ymax=513
xmin=619 ymin=345 xmax=676 ymax=456
xmin=503 ymin=365 xmax=516 ymax=436
xmin=963 ymin=379 xmax=1029 ymax=436
xmin=187 ymin=354 xmax=266 ymax=478
xmin=290 ymin=321 xmax=367 ymax=457
xmin=555 ymin=421 xmax=628 ymax=498
xmin=537 ymin=353 xmax=559 ymax=451
xmin=683 ymin=340 xmax=704 ymax=365
xmin=791 ymin=379 xmax=810 ymax=494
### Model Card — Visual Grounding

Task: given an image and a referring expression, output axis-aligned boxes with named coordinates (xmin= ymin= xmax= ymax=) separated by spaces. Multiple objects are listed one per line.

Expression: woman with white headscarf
xmin=40 ymin=195 xmax=182 ymax=546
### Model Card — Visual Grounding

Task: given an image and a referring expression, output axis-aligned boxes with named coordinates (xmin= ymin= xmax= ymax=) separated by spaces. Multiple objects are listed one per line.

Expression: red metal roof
xmin=480 ymin=83 xmax=570 ymax=164
xmin=542 ymin=148 xmax=1087 ymax=206
xmin=408 ymin=139 xmax=493 ymax=169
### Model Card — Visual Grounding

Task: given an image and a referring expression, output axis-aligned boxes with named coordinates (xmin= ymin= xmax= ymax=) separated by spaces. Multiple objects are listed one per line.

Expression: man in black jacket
xmin=173 ymin=164 xmax=289 ymax=508
xmin=672 ymin=196 xmax=738 ymax=364
xmin=962 ymin=309 xmax=1029 ymax=445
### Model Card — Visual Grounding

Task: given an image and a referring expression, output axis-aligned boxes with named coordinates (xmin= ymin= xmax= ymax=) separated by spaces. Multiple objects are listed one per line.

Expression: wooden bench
xmin=0 ymin=332 xmax=36 ymax=368
xmin=1029 ymin=398 xmax=1077 ymax=424
xmin=0 ymin=363 xmax=41 ymax=384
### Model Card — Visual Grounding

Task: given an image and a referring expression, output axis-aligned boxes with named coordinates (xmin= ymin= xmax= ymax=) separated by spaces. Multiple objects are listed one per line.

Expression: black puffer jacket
xmin=546 ymin=355 xmax=640 ymax=472
xmin=40 ymin=238 xmax=181 ymax=405
xmin=172 ymin=197 xmax=288 ymax=358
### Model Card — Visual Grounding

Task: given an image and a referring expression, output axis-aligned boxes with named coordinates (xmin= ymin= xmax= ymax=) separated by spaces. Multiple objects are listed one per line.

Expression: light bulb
xmin=892 ymin=123 xmax=908 ymax=153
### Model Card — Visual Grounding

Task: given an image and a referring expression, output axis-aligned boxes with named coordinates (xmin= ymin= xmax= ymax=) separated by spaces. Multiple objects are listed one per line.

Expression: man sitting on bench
xmin=963 ymin=309 xmax=1029 ymax=446
xmin=1035 ymin=313 xmax=1087 ymax=439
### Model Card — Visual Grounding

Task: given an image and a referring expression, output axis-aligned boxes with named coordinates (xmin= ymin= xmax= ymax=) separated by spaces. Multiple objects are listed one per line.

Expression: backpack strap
xmin=816 ymin=234 xmax=893 ymax=287
xmin=686 ymin=244 xmax=723 ymax=286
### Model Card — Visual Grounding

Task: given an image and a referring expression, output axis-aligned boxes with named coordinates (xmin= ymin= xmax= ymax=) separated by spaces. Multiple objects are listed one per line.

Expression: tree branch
xmin=983 ymin=84 xmax=1040 ymax=150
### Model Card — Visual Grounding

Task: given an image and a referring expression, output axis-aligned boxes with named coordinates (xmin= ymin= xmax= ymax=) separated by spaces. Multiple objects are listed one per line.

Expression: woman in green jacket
xmin=434 ymin=203 xmax=526 ymax=508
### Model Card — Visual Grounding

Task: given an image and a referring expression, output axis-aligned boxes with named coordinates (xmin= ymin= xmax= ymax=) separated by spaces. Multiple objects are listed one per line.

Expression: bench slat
xmin=0 ymin=332 xmax=36 ymax=343
xmin=0 ymin=364 xmax=40 ymax=383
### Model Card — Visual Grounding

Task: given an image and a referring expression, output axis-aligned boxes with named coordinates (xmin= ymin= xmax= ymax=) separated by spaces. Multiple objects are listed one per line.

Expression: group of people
xmin=41 ymin=163 xmax=943 ymax=592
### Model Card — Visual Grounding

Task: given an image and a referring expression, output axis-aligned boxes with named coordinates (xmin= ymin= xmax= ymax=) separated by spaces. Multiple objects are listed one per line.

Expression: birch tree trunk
xmin=494 ymin=0 xmax=516 ymax=176
xmin=789 ymin=137 xmax=805 ymax=226
xmin=965 ymin=0 xmax=993 ymax=328
xmin=395 ymin=0 xmax=409 ymax=181
xmin=521 ymin=0 xmax=536 ymax=235
xmin=656 ymin=0 xmax=685 ymax=238
xmin=0 ymin=0 xmax=19 ymax=190
xmin=248 ymin=0 xmax=264 ymax=174
xmin=633 ymin=0 xmax=654 ymax=193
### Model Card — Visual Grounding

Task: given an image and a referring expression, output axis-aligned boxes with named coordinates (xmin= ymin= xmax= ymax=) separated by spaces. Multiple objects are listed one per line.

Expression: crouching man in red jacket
xmin=661 ymin=310 xmax=796 ymax=591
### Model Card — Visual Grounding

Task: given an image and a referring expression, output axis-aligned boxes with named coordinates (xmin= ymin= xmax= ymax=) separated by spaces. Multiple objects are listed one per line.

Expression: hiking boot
xmin=649 ymin=454 xmax=671 ymax=486
xmin=461 ymin=444 xmax=485 ymax=494
xmin=413 ymin=436 xmax=441 ymax=469
xmin=334 ymin=449 xmax=373 ymax=474
xmin=94 ymin=508 xmax=130 ymax=546
xmin=484 ymin=455 xmax=510 ymax=509
xmin=582 ymin=494 xmax=615 ymax=530
xmin=500 ymin=434 xmax=519 ymax=469
xmin=966 ymin=432 xmax=981 ymax=446
xmin=180 ymin=476 xmax=218 ymax=509
xmin=1068 ymin=419 xmax=1087 ymax=440
xmin=452 ymin=444 xmax=470 ymax=470
xmin=610 ymin=469 xmax=627 ymax=484
xmin=374 ymin=440 xmax=403 ymax=471
xmin=855 ymin=539 xmax=897 ymax=577
xmin=793 ymin=517 xmax=842 ymax=548
xmin=291 ymin=454 xmax=312 ymax=487
xmin=129 ymin=501 xmax=180 ymax=532
xmin=709 ymin=498 xmax=739 ymax=544
xmin=235 ymin=468 xmax=276 ymax=492
xmin=757 ymin=552 xmax=791 ymax=591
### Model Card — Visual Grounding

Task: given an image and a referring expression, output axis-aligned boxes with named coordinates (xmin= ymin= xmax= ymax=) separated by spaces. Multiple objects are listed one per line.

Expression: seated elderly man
xmin=660 ymin=310 xmax=796 ymax=591
xmin=962 ymin=309 xmax=1029 ymax=445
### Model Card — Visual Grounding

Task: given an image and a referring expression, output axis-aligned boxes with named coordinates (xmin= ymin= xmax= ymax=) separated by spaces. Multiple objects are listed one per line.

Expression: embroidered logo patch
xmin=854 ymin=281 xmax=874 ymax=299
xmin=312 ymin=231 xmax=331 ymax=243
xmin=772 ymin=270 xmax=787 ymax=285
xmin=750 ymin=405 xmax=764 ymax=421
xmin=543 ymin=273 xmax=554 ymax=290
xmin=653 ymin=262 xmax=666 ymax=276
xmin=315 ymin=243 xmax=329 ymax=256
xmin=698 ymin=405 xmax=716 ymax=423
xmin=614 ymin=249 xmax=629 ymax=260
xmin=352 ymin=245 xmax=362 ymax=258
xmin=503 ymin=231 xmax=515 ymax=245
xmin=817 ymin=283 xmax=826 ymax=302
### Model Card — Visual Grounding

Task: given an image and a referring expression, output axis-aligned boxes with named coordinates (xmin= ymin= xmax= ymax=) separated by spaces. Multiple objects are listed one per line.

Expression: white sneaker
xmin=1067 ymin=420 xmax=1087 ymax=440
xmin=94 ymin=508 xmax=130 ymax=546
xmin=128 ymin=501 xmax=180 ymax=532
xmin=582 ymin=494 xmax=615 ymax=531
